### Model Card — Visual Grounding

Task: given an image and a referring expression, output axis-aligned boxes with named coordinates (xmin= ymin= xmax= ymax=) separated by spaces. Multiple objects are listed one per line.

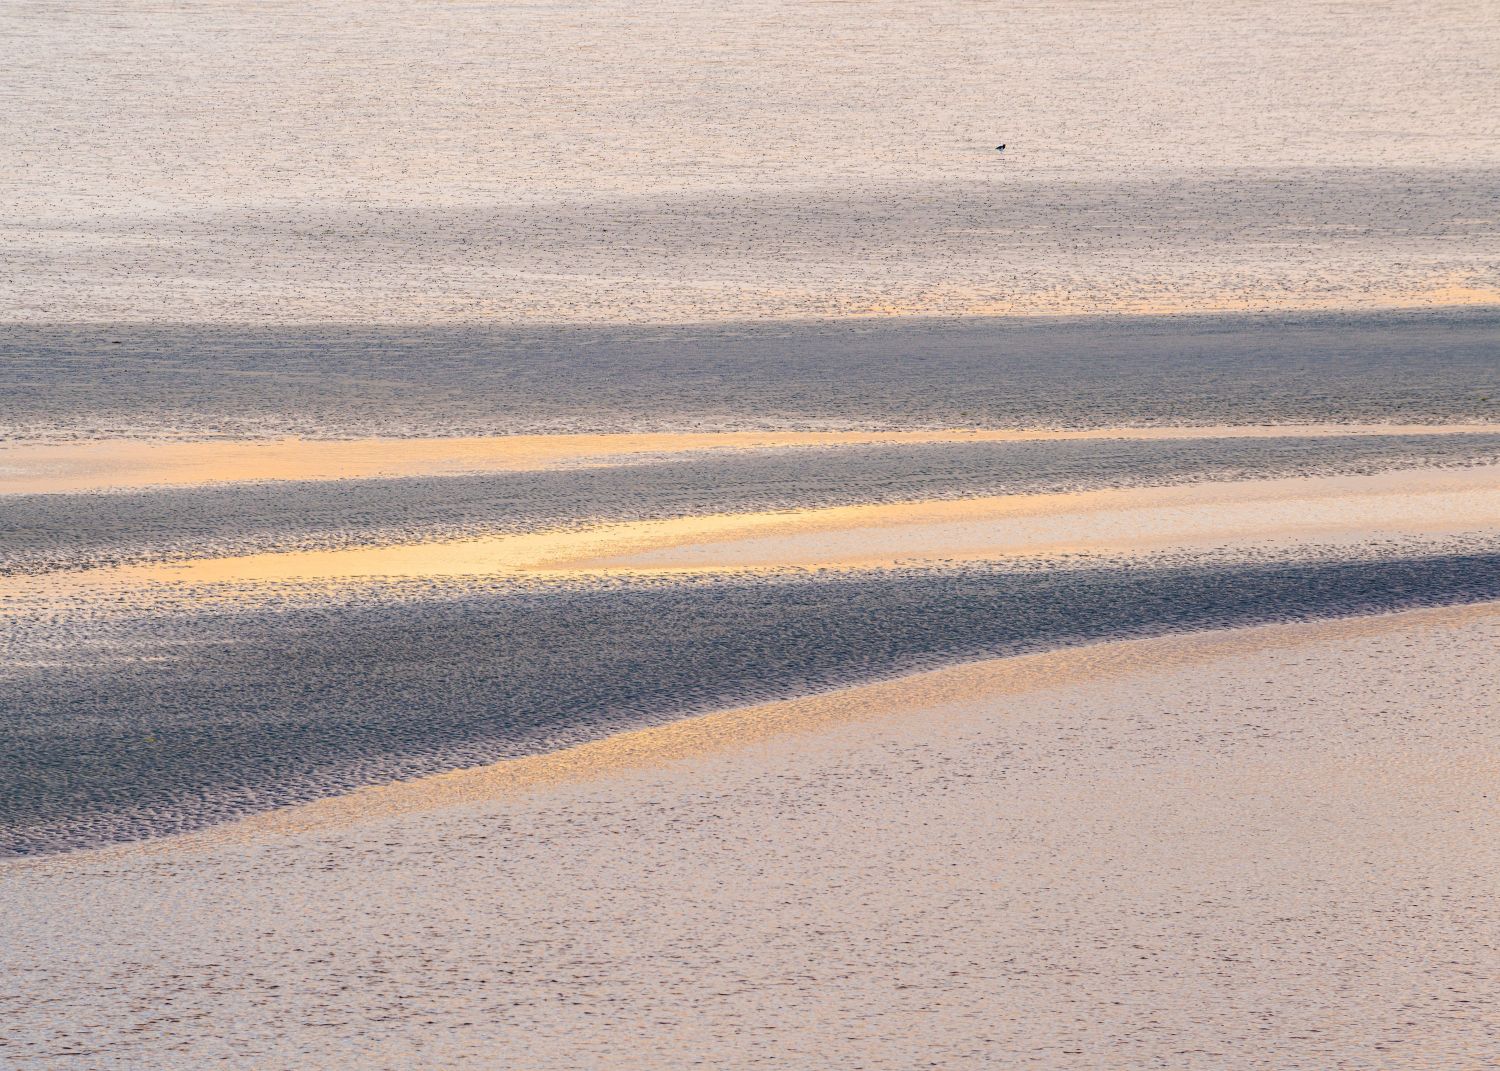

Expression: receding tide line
xmin=72 ymin=599 xmax=1493 ymax=862
xmin=5 ymin=424 xmax=1500 ymax=495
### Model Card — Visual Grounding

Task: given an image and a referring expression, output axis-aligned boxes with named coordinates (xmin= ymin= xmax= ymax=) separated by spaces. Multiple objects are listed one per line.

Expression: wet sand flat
xmin=9 ymin=551 xmax=1500 ymax=856
xmin=8 ymin=2 xmax=1500 ymax=324
xmin=11 ymin=430 xmax=1500 ymax=590
xmin=5 ymin=604 xmax=1496 ymax=1069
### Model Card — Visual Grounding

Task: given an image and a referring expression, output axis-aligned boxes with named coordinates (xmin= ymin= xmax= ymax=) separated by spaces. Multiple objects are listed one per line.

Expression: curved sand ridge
xmin=36 ymin=599 xmax=1500 ymax=859
xmin=558 ymin=465 xmax=1500 ymax=573
xmin=5 ymin=423 xmax=1499 ymax=495
xmin=9 ymin=464 xmax=1499 ymax=607
xmin=8 ymin=600 xmax=1499 ymax=1066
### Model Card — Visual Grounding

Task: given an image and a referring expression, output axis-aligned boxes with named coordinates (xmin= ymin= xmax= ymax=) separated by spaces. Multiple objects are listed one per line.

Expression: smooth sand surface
xmin=5 ymin=602 xmax=1497 ymax=1068
xmin=5 ymin=424 xmax=1498 ymax=495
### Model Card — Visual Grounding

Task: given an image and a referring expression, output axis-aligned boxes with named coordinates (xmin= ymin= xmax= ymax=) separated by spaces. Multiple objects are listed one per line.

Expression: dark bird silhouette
xmin=995 ymin=144 xmax=1006 ymax=151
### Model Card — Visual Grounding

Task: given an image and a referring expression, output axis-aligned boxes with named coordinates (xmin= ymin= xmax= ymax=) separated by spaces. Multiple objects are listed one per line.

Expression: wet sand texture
xmin=8 ymin=423 xmax=1498 ymax=496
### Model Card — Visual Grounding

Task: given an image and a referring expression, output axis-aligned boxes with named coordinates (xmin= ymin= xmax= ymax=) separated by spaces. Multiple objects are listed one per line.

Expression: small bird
xmin=995 ymin=144 xmax=1006 ymax=151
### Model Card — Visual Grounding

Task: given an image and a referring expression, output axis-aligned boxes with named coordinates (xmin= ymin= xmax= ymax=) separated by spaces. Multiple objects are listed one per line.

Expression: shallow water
xmin=5 ymin=1 xmax=1499 ymax=322
xmin=5 ymin=312 xmax=1499 ymax=440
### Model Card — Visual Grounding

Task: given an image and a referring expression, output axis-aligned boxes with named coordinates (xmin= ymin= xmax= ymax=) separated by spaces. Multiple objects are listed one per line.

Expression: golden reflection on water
xmin=1055 ymin=278 xmax=1500 ymax=318
xmin=5 ymin=424 xmax=1499 ymax=495
xmin=588 ymin=467 xmax=1500 ymax=571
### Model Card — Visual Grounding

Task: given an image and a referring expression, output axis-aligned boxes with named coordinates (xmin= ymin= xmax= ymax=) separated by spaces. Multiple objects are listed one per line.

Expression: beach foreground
xmin=4 ymin=603 xmax=1496 ymax=1069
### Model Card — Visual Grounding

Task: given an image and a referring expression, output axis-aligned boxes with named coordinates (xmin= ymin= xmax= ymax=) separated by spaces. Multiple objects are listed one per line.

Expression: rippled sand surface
xmin=5 ymin=605 xmax=1497 ymax=1069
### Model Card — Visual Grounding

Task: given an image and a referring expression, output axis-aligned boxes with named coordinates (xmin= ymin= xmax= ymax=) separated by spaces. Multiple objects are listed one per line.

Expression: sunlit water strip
xmin=7 ymin=424 xmax=1499 ymax=495
xmin=3 ymin=466 xmax=1495 ymax=611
